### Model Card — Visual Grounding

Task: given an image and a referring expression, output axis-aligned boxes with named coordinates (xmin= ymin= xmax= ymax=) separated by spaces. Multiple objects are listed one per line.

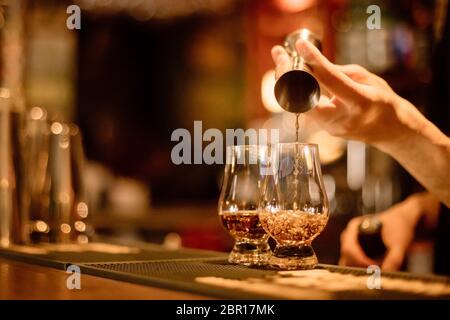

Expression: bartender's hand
xmin=339 ymin=192 xmax=441 ymax=271
xmin=271 ymin=42 xmax=415 ymax=145
xmin=271 ymin=41 xmax=450 ymax=207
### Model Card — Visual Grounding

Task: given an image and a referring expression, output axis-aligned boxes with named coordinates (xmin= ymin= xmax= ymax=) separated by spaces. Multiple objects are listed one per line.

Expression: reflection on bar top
xmin=8 ymin=243 xmax=141 ymax=255
xmin=196 ymin=269 xmax=450 ymax=298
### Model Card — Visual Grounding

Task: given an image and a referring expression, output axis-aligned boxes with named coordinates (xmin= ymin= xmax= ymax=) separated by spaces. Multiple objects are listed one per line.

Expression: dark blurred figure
xmin=429 ymin=2 xmax=450 ymax=275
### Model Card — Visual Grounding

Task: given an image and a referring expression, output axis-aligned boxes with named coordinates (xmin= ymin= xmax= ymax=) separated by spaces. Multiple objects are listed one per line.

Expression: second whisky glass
xmin=259 ymin=143 xmax=329 ymax=270
xmin=218 ymin=145 xmax=270 ymax=266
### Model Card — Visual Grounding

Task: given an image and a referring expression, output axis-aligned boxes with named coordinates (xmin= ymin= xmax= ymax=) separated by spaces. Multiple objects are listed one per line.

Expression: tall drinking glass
xmin=218 ymin=145 xmax=270 ymax=266
xmin=43 ymin=121 xmax=93 ymax=243
xmin=0 ymin=89 xmax=28 ymax=247
xmin=259 ymin=143 xmax=329 ymax=269
xmin=24 ymin=107 xmax=50 ymax=243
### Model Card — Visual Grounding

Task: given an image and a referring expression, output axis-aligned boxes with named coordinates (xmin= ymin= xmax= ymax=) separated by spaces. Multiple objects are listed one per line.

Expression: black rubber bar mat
xmin=77 ymin=259 xmax=450 ymax=300
xmin=0 ymin=242 xmax=224 ymax=270
xmin=1 ymin=243 xmax=450 ymax=299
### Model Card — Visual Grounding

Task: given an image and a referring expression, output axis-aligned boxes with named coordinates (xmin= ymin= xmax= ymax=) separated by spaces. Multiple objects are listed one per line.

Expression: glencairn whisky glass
xmin=218 ymin=145 xmax=270 ymax=266
xmin=259 ymin=143 xmax=329 ymax=269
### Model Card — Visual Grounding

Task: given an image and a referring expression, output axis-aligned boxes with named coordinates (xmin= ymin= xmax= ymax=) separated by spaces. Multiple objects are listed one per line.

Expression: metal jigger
xmin=274 ymin=28 xmax=322 ymax=114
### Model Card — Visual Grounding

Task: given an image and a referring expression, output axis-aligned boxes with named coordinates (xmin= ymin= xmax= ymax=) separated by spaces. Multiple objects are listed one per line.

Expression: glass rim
xmin=274 ymin=142 xmax=318 ymax=147
xmin=226 ymin=143 xmax=317 ymax=147
xmin=226 ymin=144 xmax=268 ymax=150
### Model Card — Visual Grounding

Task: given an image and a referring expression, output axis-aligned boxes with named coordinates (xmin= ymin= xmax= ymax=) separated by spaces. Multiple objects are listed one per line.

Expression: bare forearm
xmin=272 ymin=41 xmax=450 ymax=205
xmin=377 ymin=98 xmax=450 ymax=208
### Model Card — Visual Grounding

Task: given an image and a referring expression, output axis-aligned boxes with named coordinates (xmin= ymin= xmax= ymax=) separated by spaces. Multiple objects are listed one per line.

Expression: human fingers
xmin=340 ymin=220 xmax=378 ymax=267
xmin=271 ymin=45 xmax=291 ymax=80
xmin=296 ymin=39 xmax=365 ymax=105
xmin=381 ymin=246 xmax=405 ymax=271
xmin=336 ymin=64 xmax=391 ymax=90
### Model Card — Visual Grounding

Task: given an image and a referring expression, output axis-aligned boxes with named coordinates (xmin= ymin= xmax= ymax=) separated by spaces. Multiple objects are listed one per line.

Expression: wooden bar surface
xmin=0 ymin=257 xmax=211 ymax=300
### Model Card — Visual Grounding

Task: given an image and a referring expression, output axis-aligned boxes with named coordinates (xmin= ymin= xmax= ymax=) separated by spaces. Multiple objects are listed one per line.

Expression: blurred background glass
xmin=1 ymin=0 xmax=444 ymax=271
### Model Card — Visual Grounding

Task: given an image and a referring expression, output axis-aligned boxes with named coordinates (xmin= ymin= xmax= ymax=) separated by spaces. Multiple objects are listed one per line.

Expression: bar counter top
xmin=0 ymin=257 xmax=209 ymax=300
xmin=1 ymin=241 xmax=449 ymax=300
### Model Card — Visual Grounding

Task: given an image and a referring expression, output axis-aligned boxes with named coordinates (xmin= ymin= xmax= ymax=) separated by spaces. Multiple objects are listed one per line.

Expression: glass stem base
xmin=228 ymin=240 xmax=271 ymax=266
xmin=269 ymin=244 xmax=318 ymax=270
